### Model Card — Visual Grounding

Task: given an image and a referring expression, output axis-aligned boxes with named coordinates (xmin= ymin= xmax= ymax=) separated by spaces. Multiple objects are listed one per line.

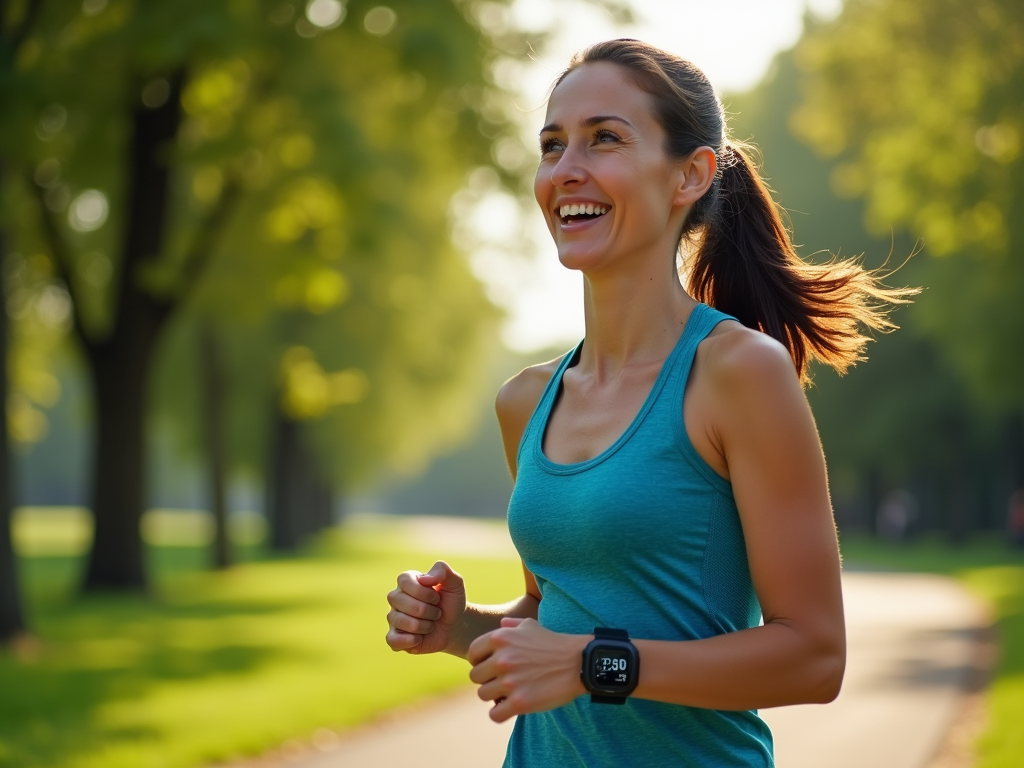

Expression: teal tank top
xmin=504 ymin=303 xmax=774 ymax=768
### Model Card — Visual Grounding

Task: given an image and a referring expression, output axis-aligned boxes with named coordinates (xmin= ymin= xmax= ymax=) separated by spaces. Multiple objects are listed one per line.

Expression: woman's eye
xmin=540 ymin=138 xmax=564 ymax=155
xmin=595 ymin=130 xmax=619 ymax=143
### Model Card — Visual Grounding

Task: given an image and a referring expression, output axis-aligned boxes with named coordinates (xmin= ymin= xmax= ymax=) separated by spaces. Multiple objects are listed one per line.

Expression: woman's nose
xmin=549 ymin=145 xmax=586 ymax=188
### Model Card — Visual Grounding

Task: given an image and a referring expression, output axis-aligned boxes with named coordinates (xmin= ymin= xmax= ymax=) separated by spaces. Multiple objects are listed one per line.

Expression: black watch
xmin=580 ymin=627 xmax=640 ymax=704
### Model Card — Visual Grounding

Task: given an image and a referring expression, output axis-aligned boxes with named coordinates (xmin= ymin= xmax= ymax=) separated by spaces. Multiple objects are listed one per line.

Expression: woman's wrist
xmin=445 ymin=602 xmax=511 ymax=659
xmin=441 ymin=602 xmax=481 ymax=659
xmin=448 ymin=597 xmax=542 ymax=660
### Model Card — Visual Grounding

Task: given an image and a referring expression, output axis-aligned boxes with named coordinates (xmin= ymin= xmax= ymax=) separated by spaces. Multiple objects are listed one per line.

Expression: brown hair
xmin=560 ymin=40 xmax=915 ymax=382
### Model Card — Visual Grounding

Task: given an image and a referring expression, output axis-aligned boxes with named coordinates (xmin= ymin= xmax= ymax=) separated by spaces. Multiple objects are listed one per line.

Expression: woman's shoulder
xmin=686 ymin=321 xmax=809 ymax=480
xmin=495 ymin=355 xmax=565 ymax=427
xmin=494 ymin=353 xmax=568 ymax=477
xmin=698 ymin=319 xmax=799 ymax=392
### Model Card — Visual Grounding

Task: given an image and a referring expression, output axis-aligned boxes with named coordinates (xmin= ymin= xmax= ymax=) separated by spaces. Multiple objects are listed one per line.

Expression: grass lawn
xmin=5 ymin=517 xmax=1021 ymax=768
xmin=0 ymin=515 xmax=524 ymax=768
xmin=841 ymin=534 xmax=1024 ymax=768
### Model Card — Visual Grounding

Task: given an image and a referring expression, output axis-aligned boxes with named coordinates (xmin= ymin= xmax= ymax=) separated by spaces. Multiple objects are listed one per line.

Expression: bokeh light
xmin=67 ymin=189 xmax=109 ymax=233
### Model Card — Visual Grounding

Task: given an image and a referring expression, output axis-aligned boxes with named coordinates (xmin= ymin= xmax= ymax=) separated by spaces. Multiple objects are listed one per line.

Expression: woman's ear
xmin=673 ymin=146 xmax=717 ymax=207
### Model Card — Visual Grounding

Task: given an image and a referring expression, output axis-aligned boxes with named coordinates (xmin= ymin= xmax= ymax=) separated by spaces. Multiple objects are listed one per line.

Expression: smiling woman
xmin=386 ymin=39 xmax=914 ymax=767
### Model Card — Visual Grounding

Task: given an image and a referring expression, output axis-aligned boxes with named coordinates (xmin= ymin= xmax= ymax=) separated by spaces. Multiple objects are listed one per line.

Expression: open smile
xmin=558 ymin=202 xmax=610 ymax=226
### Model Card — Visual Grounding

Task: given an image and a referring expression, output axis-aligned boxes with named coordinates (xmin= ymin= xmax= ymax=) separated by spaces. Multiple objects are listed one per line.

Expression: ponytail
xmin=685 ymin=143 xmax=915 ymax=383
xmin=564 ymin=40 xmax=917 ymax=384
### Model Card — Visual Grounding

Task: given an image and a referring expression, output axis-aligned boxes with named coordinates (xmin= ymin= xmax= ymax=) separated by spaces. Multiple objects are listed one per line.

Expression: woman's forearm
xmin=633 ymin=620 xmax=846 ymax=710
xmin=446 ymin=594 xmax=540 ymax=660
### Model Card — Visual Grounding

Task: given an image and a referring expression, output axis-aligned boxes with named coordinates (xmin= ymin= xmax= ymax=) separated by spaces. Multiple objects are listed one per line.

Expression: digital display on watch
xmin=582 ymin=628 xmax=639 ymax=702
xmin=592 ymin=648 xmax=632 ymax=688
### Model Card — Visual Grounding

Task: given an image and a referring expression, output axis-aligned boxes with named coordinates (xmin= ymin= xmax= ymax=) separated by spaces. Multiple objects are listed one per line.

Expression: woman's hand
xmin=468 ymin=617 xmax=588 ymax=723
xmin=386 ymin=561 xmax=467 ymax=655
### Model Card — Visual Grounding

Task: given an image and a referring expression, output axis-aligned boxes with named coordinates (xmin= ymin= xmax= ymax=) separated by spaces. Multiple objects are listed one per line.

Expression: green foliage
xmin=0 ymin=251 xmax=71 ymax=446
xmin=1 ymin=520 xmax=523 ymax=768
xmin=793 ymin=0 xmax=1024 ymax=412
xmin=0 ymin=0 xmax=529 ymax=493
xmin=728 ymin=35 xmax=1019 ymax=534
xmin=840 ymin=536 xmax=1024 ymax=767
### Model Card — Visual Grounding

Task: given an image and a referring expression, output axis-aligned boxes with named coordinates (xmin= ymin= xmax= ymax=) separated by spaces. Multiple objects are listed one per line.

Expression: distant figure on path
xmin=877 ymin=489 xmax=918 ymax=544
xmin=386 ymin=39 xmax=913 ymax=766
xmin=1008 ymin=489 xmax=1024 ymax=548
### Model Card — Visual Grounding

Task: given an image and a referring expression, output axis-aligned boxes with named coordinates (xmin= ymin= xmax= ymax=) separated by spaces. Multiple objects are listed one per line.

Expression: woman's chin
xmin=555 ymin=246 xmax=605 ymax=273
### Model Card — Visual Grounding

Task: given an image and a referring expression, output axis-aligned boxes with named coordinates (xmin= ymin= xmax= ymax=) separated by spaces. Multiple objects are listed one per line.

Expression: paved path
xmin=760 ymin=571 xmax=985 ymax=768
xmin=225 ymin=566 xmax=986 ymax=768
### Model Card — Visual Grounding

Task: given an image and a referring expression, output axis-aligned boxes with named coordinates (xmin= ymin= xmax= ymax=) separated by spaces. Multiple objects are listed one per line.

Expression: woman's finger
xmin=466 ymin=630 xmax=498 ymax=666
xmin=416 ymin=561 xmax=465 ymax=592
xmin=396 ymin=571 xmax=442 ymax=605
xmin=487 ymin=694 xmax=520 ymax=723
xmin=468 ymin=653 xmax=497 ymax=685
xmin=475 ymin=676 xmax=507 ymax=703
xmin=387 ymin=609 xmax=435 ymax=635
xmin=385 ymin=628 xmax=423 ymax=652
xmin=386 ymin=590 xmax=443 ymax=621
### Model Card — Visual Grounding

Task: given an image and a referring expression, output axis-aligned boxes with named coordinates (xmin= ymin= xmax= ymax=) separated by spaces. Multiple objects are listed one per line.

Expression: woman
xmin=386 ymin=39 xmax=910 ymax=766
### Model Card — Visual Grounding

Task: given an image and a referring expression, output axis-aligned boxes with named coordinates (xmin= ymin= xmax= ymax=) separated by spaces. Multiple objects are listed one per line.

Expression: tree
xmin=726 ymin=39 xmax=1008 ymax=540
xmin=792 ymin=0 xmax=1024 ymax=416
xmin=0 ymin=0 xmax=49 ymax=643
xmin=1 ymin=0 xmax=519 ymax=591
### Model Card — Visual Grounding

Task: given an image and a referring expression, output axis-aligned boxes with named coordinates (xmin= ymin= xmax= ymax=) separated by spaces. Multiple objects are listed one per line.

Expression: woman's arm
xmin=443 ymin=565 xmax=542 ymax=659
xmin=385 ymin=362 xmax=555 ymax=659
xmin=468 ymin=327 xmax=846 ymax=720
xmin=640 ymin=325 xmax=846 ymax=707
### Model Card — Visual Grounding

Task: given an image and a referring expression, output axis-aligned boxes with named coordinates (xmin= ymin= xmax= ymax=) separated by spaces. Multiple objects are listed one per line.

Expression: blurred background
xmin=0 ymin=0 xmax=1021 ymax=766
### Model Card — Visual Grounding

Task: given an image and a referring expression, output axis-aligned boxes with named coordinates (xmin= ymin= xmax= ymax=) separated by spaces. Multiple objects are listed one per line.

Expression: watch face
xmin=592 ymin=648 xmax=632 ymax=689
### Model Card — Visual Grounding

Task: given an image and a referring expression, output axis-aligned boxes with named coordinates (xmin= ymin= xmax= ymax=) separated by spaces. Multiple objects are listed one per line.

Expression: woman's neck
xmin=578 ymin=256 xmax=698 ymax=379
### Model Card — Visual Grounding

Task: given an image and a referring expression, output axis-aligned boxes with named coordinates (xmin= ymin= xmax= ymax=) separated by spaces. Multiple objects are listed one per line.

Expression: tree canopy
xmin=792 ymin=0 xmax=1024 ymax=413
xmin=0 ymin=0 xmax=524 ymax=590
xmin=727 ymin=16 xmax=1020 ymax=540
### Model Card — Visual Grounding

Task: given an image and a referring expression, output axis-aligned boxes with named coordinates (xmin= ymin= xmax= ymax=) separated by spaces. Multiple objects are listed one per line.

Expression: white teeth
xmin=559 ymin=203 xmax=609 ymax=217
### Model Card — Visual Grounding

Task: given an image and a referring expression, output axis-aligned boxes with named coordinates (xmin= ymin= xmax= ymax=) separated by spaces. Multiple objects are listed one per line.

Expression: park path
xmin=220 ymin=518 xmax=990 ymax=768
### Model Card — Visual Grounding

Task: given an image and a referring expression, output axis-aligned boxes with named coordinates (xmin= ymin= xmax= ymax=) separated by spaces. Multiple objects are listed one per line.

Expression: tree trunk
xmin=864 ymin=465 xmax=883 ymax=537
xmin=944 ymin=443 xmax=974 ymax=546
xmin=266 ymin=406 xmax=333 ymax=551
xmin=82 ymin=341 xmax=155 ymax=590
xmin=1007 ymin=413 xmax=1024 ymax=489
xmin=199 ymin=320 xmax=230 ymax=569
xmin=0 ymin=161 xmax=27 ymax=642
xmin=80 ymin=72 xmax=184 ymax=592
xmin=2 ymin=0 xmax=52 ymax=639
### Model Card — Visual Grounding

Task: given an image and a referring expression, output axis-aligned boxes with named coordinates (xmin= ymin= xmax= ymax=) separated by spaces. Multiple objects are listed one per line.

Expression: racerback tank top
xmin=504 ymin=303 xmax=774 ymax=767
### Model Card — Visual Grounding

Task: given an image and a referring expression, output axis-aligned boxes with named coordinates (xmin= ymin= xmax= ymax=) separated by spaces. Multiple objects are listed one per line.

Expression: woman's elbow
xmin=808 ymin=638 xmax=846 ymax=703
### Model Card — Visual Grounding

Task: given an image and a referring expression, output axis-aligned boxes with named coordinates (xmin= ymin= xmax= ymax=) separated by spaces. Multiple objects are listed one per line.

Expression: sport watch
xmin=580 ymin=627 xmax=640 ymax=704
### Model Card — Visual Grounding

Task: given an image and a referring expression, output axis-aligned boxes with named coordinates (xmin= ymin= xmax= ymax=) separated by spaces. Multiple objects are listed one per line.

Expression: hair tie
xmin=719 ymin=142 xmax=740 ymax=169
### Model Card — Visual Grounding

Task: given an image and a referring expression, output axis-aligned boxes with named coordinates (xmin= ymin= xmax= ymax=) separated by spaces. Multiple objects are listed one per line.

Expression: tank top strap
xmin=664 ymin=303 xmax=738 ymax=388
xmin=516 ymin=340 xmax=584 ymax=468
xmin=660 ymin=303 xmax=738 ymax=494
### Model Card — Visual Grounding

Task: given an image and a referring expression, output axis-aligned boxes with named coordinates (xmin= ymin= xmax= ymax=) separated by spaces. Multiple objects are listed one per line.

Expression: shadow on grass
xmin=995 ymin=608 xmax=1023 ymax=676
xmin=0 ymin=526 xmax=511 ymax=768
xmin=0 ymin=544 xmax=340 ymax=768
xmin=0 ymin=633 xmax=284 ymax=768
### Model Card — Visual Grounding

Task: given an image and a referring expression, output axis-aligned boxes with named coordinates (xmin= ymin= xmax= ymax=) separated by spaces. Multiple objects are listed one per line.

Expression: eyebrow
xmin=539 ymin=115 xmax=634 ymax=135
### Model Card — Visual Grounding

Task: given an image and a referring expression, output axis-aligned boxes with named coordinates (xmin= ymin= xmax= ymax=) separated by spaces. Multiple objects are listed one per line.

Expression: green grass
xmin=0 ymin=517 xmax=524 ymax=768
xmin=8 ymin=519 xmax=1020 ymax=768
xmin=841 ymin=534 xmax=1024 ymax=768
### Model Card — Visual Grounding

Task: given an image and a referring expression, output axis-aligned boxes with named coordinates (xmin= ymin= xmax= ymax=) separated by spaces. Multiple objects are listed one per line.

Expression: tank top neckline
xmin=533 ymin=302 xmax=712 ymax=476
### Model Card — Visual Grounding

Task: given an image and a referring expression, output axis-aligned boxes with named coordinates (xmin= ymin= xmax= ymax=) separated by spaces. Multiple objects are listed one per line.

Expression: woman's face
xmin=534 ymin=61 xmax=688 ymax=275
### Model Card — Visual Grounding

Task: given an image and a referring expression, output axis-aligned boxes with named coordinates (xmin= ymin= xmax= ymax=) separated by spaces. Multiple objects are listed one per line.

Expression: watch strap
xmin=590 ymin=693 xmax=627 ymax=705
xmin=593 ymin=627 xmax=629 ymax=640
